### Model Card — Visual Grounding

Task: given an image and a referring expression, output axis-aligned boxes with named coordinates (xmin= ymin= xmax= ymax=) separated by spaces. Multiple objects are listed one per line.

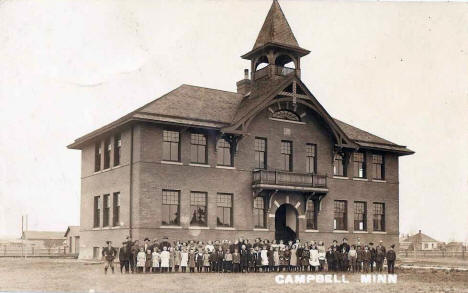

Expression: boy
xmin=119 ymin=242 xmax=130 ymax=274
xmin=386 ymin=244 xmax=396 ymax=274
xmin=232 ymin=248 xmax=241 ymax=273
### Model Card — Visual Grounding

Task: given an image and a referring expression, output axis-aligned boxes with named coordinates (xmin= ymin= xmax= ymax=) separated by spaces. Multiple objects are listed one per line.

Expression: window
xmin=424 ymin=243 xmax=428 ymax=249
xmin=94 ymin=143 xmax=101 ymax=172
xmin=93 ymin=247 xmax=100 ymax=259
xmin=334 ymin=200 xmax=347 ymax=230
xmin=112 ymin=192 xmax=120 ymax=226
xmin=353 ymin=152 xmax=366 ymax=178
xmin=216 ymin=193 xmax=233 ymax=227
xmin=372 ymin=154 xmax=384 ymax=180
xmin=333 ymin=153 xmax=346 ymax=176
xmin=306 ymin=144 xmax=317 ymax=174
xmin=216 ymin=138 xmax=232 ymax=166
xmin=104 ymin=138 xmax=111 ymax=169
xmin=190 ymin=192 xmax=207 ymax=226
xmin=190 ymin=133 xmax=207 ymax=164
xmin=272 ymin=110 xmax=300 ymax=122
xmin=373 ymin=203 xmax=385 ymax=231
xmin=280 ymin=141 xmax=293 ymax=171
xmin=253 ymin=197 xmax=266 ymax=228
xmin=254 ymin=138 xmax=267 ymax=169
xmin=93 ymin=196 xmax=100 ymax=228
xmin=354 ymin=201 xmax=367 ymax=231
xmin=163 ymin=130 xmax=180 ymax=162
xmin=114 ymin=134 xmax=121 ymax=166
xmin=306 ymin=199 xmax=317 ymax=230
xmin=103 ymin=194 xmax=110 ymax=227
xmin=162 ymin=190 xmax=180 ymax=225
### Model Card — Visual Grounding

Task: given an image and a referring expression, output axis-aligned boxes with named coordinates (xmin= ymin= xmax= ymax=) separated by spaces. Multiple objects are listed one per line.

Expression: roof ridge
xmin=180 ymin=83 xmax=241 ymax=96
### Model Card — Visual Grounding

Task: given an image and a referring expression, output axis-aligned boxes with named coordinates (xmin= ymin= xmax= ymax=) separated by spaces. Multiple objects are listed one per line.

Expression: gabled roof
xmin=404 ymin=232 xmax=440 ymax=243
xmin=242 ymin=0 xmax=310 ymax=59
xmin=22 ymin=231 xmax=65 ymax=240
xmin=64 ymin=226 xmax=80 ymax=237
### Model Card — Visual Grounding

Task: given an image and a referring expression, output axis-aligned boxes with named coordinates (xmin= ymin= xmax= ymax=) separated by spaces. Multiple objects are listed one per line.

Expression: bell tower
xmin=242 ymin=0 xmax=310 ymax=83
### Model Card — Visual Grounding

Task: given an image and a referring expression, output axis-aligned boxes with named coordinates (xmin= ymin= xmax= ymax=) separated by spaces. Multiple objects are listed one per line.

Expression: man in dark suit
xmin=119 ymin=242 xmax=130 ymax=273
xmin=102 ymin=241 xmax=117 ymax=274
xmin=386 ymin=245 xmax=396 ymax=274
xmin=339 ymin=238 xmax=350 ymax=253
xmin=369 ymin=242 xmax=376 ymax=272
xmin=375 ymin=240 xmax=386 ymax=272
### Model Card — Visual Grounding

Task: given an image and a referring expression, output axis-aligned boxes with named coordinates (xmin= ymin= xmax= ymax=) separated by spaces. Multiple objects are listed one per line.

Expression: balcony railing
xmin=253 ymin=65 xmax=297 ymax=80
xmin=252 ymin=169 xmax=327 ymax=189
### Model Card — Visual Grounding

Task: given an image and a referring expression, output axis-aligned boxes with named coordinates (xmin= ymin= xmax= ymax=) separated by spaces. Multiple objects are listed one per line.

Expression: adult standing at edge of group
xmin=375 ymin=240 xmax=386 ymax=273
xmin=102 ymin=241 xmax=117 ymax=274
xmin=386 ymin=244 xmax=396 ymax=274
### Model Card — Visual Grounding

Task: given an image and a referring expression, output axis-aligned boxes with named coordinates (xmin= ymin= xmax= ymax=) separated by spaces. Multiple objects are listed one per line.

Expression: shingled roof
xmin=68 ymin=83 xmax=413 ymax=155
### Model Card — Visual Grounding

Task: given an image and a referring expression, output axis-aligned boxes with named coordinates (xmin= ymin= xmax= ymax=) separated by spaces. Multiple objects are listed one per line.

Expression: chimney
xmin=419 ymin=230 xmax=422 ymax=234
xmin=236 ymin=69 xmax=251 ymax=95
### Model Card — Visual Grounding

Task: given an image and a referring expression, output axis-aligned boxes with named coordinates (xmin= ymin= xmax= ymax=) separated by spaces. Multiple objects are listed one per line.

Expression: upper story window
xmin=373 ymin=202 xmax=385 ymax=231
xmin=104 ymin=138 xmax=111 ymax=169
xmin=333 ymin=153 xmax=346 ymax=177
xmin=163 ymin=130 xmax=180 ymax=162
xmin=353 ymin=152 xmax=366 ymax=178
xmin=372 ymin=154 xmax=385 ymax=180
xmin=162 ymin=190 xmax=180 ymax=226
xmin=103 ymin=194 xmax=110 ymax=227
xmin=272 ymin=110 xmax=300 ymax=122
xmin=306 ymin=143 xmax=316 ymax=174
xmin=114 ymin=134 xmax=121 ymax=167
xmin=254 ymin=138 xmax=267 ymax=169
xmin=280 ymin=140 xmax=293 ymax=171
xmin=93 ymin=196 xmax=100 ymax=228
xmin=190 ymin=192 xmax=207 ymax=226
xmin=94 ymin=143 xmax=101 ymax=172
xmin=216 ymin=138 xmax=232 ymax=166
xmin=190 ymin=133 xmax=207 ymax=164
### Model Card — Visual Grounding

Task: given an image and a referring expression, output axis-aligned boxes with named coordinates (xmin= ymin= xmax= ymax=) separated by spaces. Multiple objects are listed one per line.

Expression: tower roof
xmin=242 ymin=0 xmax=309 ymax=59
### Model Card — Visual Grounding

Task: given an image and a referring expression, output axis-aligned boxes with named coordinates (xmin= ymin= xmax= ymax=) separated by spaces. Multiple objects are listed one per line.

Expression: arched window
xmin=272 ymin=110 xmax=301 ymax=122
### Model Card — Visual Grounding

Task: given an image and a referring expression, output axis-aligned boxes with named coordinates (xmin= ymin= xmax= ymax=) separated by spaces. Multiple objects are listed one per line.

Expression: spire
xmin=242 ymin=0 xmax=309 ymax=60
xmin=253 ymin=0 xmax=299 ymax=50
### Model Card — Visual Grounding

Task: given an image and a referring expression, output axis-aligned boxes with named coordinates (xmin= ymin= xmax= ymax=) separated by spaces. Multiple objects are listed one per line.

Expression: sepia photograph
xmin=1 ymin=0 xmax=467 ymax=292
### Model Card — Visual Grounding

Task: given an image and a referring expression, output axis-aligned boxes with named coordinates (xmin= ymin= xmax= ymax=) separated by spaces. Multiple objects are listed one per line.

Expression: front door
xmin=275 ymin=204 xmax=298 ymax=242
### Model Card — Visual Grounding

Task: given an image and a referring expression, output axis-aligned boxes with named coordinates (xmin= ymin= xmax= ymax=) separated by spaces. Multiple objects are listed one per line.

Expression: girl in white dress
xmin=260 ymin=246 xmax=269 ymax=272
xmin=152 ymin=249 xmax=161 ymax=273
xmin=136 ymin=247 xmax=146 ymax=273
xmin=180 ymin=248 xmax=189 ymax=273
xmin=309 ymin=244 xmax=320 ymax=272
xmin=160 ymin=246 xmax=170 ymax=273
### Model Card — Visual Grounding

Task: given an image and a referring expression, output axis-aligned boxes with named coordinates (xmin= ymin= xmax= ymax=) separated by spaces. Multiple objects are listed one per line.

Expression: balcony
xmin=252 ymin=169 xmax=328 ymax=192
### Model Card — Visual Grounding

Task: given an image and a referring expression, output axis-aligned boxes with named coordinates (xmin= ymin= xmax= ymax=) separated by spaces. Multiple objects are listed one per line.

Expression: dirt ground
xmin=0 ymin=258 xmax=467 ymax=293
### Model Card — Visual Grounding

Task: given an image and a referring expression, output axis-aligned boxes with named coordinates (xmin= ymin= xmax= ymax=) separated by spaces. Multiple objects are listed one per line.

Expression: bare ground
xmin=0 ymin=258 xmax=467 ymax=293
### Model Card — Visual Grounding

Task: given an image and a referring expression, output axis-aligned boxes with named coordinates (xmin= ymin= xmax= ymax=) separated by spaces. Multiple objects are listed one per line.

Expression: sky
xmin=0 ymin=0 xmax=467 ymax=242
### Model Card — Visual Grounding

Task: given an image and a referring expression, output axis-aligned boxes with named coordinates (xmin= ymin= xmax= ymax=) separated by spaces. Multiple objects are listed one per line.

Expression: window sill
xmin=92 ymin=228 xmax=101 ymax=231
xmin=189 ymin=163 xmax=210 ymax=168
xmin=353 ymin=231 xmax=368 ymax=234
xmin=102 ymin=226 xmax=111 ymax=230
xmin=352 ymin=178 xmax=368 ymax=181
xmin=333 ymin=230 xmax=349 ymax=233
xmin=112 ymin=164 xmax=123 ymax=170
xmin=372 ymin=179 xmax=387 ymax=183
xmin=304 ymin=229 xmax=319 ymax=233
xmin=215 ymin=227 xmax=235 ymax=231
xmin=102 ymin=168 xmax=111 ymax=173
xmin=372 ymin=231 xmax=387 ymax=234
xmin=333 ymin=176 xmax=349 ymax=180
xmin=216 ymin=165 xmax=236 ymax=170
xmin=161 ymin=161 xmax=183 ymax=166
xmin=253 ymin=228 xmax=268 ymax=231
xmin=111 ymin=226 xmax=121 ymax=229
xmin=189 ymin=226 xmax=209 ymax=230
xmin=160 ymin=225 xmax=182 ymax=229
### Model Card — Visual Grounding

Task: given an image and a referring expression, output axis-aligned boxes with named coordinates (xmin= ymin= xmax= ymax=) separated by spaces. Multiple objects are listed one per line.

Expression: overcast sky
xmin=0 ymin=0 xmax=467 ymax=242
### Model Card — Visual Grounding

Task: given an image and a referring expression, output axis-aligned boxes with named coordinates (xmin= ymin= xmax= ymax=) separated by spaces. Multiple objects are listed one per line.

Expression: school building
xmin=68 ymin=0 xmax=414 ymax=259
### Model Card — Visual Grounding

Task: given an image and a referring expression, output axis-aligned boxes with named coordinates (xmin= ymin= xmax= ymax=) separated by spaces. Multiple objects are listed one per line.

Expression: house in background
xmin=21 ymin=230 xmax=66 ymax=249
xmin=445 ymin=241 xmax=465 ymax=252
xmin=402 ymin=230 xmax=441 ymax=251
xmin=64 ymin=226 xmax=80 ymax=254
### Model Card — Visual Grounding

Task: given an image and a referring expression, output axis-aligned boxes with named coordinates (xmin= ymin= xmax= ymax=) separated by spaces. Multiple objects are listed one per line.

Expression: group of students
xmin=101 ymin=236 xmax=397 ymax=275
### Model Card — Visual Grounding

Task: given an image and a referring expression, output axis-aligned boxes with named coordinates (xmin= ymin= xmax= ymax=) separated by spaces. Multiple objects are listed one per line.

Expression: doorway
xmin=275 ymin=204 xmax=298 ymax=242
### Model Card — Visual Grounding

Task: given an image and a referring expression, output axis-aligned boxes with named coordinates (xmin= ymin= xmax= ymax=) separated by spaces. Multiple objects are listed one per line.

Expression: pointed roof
xmin=242 ymin=0 xmax=310 ymax=59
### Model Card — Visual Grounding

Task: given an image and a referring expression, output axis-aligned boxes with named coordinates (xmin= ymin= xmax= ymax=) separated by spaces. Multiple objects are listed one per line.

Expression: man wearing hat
xmin=102 ymin=240 xmax=117 ymax=274
xmin=386 ymin=244 xmax=396 ymax=274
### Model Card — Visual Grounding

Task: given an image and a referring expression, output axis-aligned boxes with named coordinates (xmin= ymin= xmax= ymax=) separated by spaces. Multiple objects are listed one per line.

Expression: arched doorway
xmin=275 ymin=204 xmax=298 ymax=242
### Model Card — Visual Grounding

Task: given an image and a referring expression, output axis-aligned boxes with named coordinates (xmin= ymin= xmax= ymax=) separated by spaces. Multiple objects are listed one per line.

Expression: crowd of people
xmin=101 ymin=237 xmax=397 ymax=275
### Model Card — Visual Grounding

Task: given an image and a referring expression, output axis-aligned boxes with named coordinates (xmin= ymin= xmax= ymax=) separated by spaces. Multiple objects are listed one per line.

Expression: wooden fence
xmin=0 ymin=246 xmax=78 ymax=258
xmin=399 ymin=249 xmax=466 ymax=258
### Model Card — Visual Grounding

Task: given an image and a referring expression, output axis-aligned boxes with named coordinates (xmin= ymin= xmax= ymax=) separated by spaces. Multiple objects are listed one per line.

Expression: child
xmin=362 ymin=246 xmax=371 ymax=273
xmin=386 ymin=244 xmax=396 ymax=274
xmin=309 ymin=244 xmax=320 ymax=272
xmin=268 ymin=246 xmax=275 ymax=273
xmin=196 ymin=249 xmax=204 ymax=273
xmin=301 ymin=245 xmax=310 ymax=272
xmin=273 ymin=247 xmax=280 ymax=272
xmin=216 ymin=247 xmax=224 ymax=273
xmin=325 ymin=247 xmax=335 ymax=272
xmin=136 ymin=247 xmax=146 ymax=273
xmin=180 ymin=248 xmax=188 ymax=273
xmin=289 ymin=245 xmax=297 ymax=272
xmin=203 ymin=249 xmax=211 ymax=272
xmin=160 ymin=246 xmax=170 ymax=273
xmin=348 ymin=245 xmax=357 ymax=273
xmin=232 ymin=249 xmax=241 ymax=273
xmin=174 ymin=247 xmax=181 ymax=272
xmin=341 ymin=246 xmax=349 ymax=272
xmin=224 ymin=249 xmax=233 ymax=272
xmin=188 ymin=249 xmax=196 ymax=273
xmin=317 ymin=241 xmax=326 ymax=272
xmin=260 ymin=246 xmax=269 ymax=272
xmin=255 ymin=247 xmax=262 ymax=272
xmin=145 ymin=249 xmax=152 ymax=273
xmin=209 ymin=248 xmax=218 ymax=272
xmin=152 ymin=248 xmax=160 ymax=273
xmin=248 ymin=247 xmax=256 ymax=272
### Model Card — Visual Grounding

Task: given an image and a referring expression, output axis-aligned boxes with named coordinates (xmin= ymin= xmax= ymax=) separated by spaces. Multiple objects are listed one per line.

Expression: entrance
xmin=275 ymin=204 xmax=298 ymax=242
